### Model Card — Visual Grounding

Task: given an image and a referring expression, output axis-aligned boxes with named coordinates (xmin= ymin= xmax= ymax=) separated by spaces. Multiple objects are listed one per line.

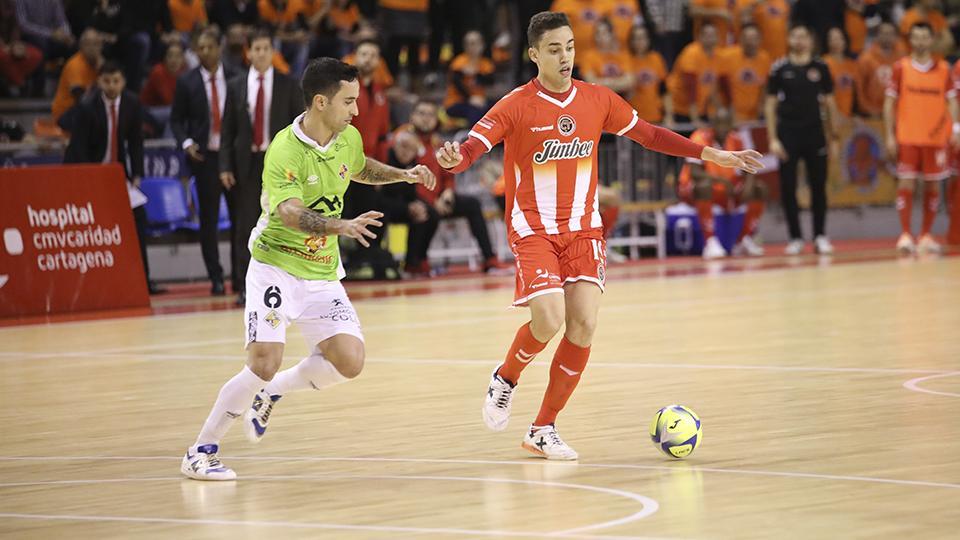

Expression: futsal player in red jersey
xmin=437 ymin=11 xmax=763 ymax=460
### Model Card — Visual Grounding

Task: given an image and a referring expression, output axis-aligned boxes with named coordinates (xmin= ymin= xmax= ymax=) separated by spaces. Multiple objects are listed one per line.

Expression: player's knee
xmin=247 ymin=346 xmax=283 ymax=381
xmin=327 ymin=341 xmax=365 ymax=379
xmin=531 ymin=305 xmax=564 ymax=339
xmin=565 ymin=312 xmax=598 ymax=342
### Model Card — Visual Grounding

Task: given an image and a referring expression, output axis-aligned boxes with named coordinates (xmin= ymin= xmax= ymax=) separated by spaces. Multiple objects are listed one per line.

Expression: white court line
xmin=0 ymin=350 xmax=951 ymax=376
xmin=0 ymin=455 xmax=957 ymax=491
xmin=0 ymin=473 xmax=659 ymax=537
xmin=0 ymin=474 xmax=659 ymax=538
xmin=902 ymin=372 xmax=960 ymax=398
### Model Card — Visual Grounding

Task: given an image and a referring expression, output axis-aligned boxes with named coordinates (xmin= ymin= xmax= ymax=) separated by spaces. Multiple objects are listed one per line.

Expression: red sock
xmin=696 ymin=200 xmax=714 ymax=238
xmin=896 ymin=188 xmax=914 ymax=235
xmin=600 ymin=206 xmax=620 ymax=238
xmin=921 ymin=184 xmax=940 ymax=237
xmin=949 ymin=180 xmax=960 ymax=245
xmin=737 ymin=200 xmax=765 ymax=242
xmin=498 ymin=322 xmax=548 ymax=385
xmin=534 ymin=337 xmax=591 ymax=426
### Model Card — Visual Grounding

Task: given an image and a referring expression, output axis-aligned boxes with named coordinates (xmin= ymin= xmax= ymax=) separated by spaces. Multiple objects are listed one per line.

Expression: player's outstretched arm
xmin=353 ymin=157 xmax=437 ymax=190
xmin=700 ymin=146 xmax=764 ymax=174
xmin=276 ymin=198 xmax=384 ymax=247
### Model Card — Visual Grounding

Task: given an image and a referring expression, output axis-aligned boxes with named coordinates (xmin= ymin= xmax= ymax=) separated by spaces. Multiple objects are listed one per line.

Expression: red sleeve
xmin=447 ymin=136 xmax=487 ymax=174
xmin=886 ymin=60 xmax=902 ymax=98
xmin=624 ymin=119 xmax=705 ymax=159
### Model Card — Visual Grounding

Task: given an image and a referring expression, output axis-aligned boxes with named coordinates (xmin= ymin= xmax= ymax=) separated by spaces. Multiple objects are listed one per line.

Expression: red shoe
xmin=483 ymin=257 xmax=513 ymax=275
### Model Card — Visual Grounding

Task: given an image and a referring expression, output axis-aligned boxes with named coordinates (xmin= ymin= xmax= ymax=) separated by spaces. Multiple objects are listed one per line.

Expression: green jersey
xmin=250 ymin=114 xmax=366 ymax=281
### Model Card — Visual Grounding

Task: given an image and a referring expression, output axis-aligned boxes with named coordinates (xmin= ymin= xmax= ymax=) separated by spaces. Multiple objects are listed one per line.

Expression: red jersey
xmin=451 ymin=78 xmax=704 ymax=242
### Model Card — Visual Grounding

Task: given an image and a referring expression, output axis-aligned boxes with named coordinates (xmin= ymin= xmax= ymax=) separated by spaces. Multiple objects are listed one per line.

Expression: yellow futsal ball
xmin=649 ymin=405 xmax=702 ymax=459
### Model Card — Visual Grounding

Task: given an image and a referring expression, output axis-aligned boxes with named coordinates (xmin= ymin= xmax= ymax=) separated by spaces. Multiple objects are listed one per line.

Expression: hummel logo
xmin=558 ymin=364 xmax=580 ymax=376
xmin=530 ymin=125 xmax=554 ymax=132
xmin=515 ymin=349 xmax=535 ymax=363
xmin=226 ymin=411 xmax=241 ymax=419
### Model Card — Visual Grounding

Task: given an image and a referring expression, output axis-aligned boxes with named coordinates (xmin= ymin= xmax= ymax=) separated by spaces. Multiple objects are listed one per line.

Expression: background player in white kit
xmin=181 ymin=58 xmax=435 ymax=480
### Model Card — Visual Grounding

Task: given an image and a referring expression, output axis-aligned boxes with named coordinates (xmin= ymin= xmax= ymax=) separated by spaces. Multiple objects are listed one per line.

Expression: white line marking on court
xmin=0 ymin=455 xmax=957 ymax=491
xmin=0 ymin=350 xmax=952 ymax=376
xmin=902 ymin=372 xmax=960 ymax=398
xmin=0 ymin=473 xmax=661 ymax=539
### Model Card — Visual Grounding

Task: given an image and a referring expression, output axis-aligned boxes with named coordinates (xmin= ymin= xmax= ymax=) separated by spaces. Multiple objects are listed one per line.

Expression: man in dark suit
xmin=63 ymin=60 xmax=161 ymax=294
xmin=220 ymin=28 xmax=303 ymax=305
xmin=170 ymin=27 xmax=237 ymax=296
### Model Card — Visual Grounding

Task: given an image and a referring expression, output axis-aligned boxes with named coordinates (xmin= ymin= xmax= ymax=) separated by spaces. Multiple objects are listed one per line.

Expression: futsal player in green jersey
xmin=182 ymin=58 xmax=436 ymax=480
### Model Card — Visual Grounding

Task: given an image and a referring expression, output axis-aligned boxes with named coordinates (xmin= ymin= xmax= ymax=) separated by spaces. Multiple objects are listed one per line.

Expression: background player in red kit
xmin=437 ymin=12 xmax=763 ymax=460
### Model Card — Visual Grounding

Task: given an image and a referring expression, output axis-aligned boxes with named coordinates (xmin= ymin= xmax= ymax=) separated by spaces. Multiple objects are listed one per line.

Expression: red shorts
xmin=511 ymin=230 xmax=606 ymax=307
xmin=897 ymin=145 xmax=950 ymax=181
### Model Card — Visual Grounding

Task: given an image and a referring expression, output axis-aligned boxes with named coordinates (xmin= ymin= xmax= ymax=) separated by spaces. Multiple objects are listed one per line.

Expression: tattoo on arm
xmin=354 ymin=158 xmax=406 ymax=185
xmin=297 ymin=208 xmax=331 ymax=235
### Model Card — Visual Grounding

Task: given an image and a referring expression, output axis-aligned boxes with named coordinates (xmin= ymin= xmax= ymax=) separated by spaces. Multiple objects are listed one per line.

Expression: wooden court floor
xmin=1 ymin=254 xmax=958 ymax=539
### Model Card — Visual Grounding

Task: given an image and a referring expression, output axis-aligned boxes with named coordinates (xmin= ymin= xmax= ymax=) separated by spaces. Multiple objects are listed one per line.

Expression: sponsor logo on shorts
xmin=529 ymin=268 xmax=561 ymax=290
xmin=247 ymin=311 xmax=258 ymax=342
xmin=265 ymin=309 xmax=281 ymax=329
xmin=320 ymin=298 xmax=358 ymax=323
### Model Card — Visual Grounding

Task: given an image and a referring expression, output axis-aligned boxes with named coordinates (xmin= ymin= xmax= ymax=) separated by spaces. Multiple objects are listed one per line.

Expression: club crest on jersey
xmin=533 ymin=137 xmax=594 ymax=164
xmin=339 ymin=164 xmax=348 ymax=179
xmin=264 ymin=309 xmax=281 ymax=329
xmin=807 ymin=68 xmax=822 ymax=82
xmin=304 ymin=235 xmax=327 ymax=253
xmin=557 ymin=115 xmax=576 ymax=136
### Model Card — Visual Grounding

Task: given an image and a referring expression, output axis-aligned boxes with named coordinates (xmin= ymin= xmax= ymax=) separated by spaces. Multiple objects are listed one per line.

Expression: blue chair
xmin=140 ymin=177 xmax=191 ymax=236
xmin=186 ymin=178 xmax=231 ymax=232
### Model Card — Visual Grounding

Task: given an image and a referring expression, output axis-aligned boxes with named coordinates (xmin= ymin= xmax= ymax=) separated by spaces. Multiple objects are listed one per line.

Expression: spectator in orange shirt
xmin=669 ymin=23 xmax=721 ymax=125
xmin=579 ymin=17 xmax=633 ymax=96
xmin=857 ymin=21 xmax=904 ymax=118
xmin=52 ymin=28 xmax=103 ymax=121
xmin=824 ymin=27 xmax=857 ymax=118
xmin=747 ymin=0 xmax=789 ymax=60
xmin=445 ymin=30 xmax=495 ymax=125
xmin=343 ymin=45 xmax=395 ymax=89
xmin=168 ymin=0 xmax=208 ymax=35
xmin=259 ymin=0 xmax=310 ymax=76
xmin=691 ymin=0 xmax=734 ymax=46
xmin=844 ymin=0 xmax=869 ymax=55
xmin=627 ymin=24 xmax=670 ymax=124
xmin=719 ymin=23 xmax=771 ymax=122
xmin=306 ymin=0 xmax=361 ymax=59
xmin=351 ymin=38 xmax=391 ymax=159
xmin=141 ymin=42 xmax=186 ymax=107
xmin=899 ymin=0 xmax=954 ymax=54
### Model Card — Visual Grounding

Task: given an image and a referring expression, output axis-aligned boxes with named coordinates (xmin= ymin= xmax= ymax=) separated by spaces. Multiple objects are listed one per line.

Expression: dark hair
xmin=98 ymin=60 xmax=124 ymax=77
xmin=301 ymin=57 xmax=359 ymax=106
xmin=789 ymin=23 xmax=813 ymax=36
xmin=355 ymin=38 xmax=380 ymax=51
xmin=527 ymin=11 xmax=571 ymax=47
xmin=247 ymin=27 xmax=274 ymax=48
xmin=627 ymin=24 xmax=650 ymax=56
xmin=413 ymin=99 xmax=439 ymax=110
xmin=909 ymin=22 xmax=934 ymax=36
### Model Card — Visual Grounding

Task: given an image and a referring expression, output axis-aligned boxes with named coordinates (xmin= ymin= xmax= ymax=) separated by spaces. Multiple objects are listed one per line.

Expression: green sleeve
xmin=263 ymin=141 xmax=305 ymax=213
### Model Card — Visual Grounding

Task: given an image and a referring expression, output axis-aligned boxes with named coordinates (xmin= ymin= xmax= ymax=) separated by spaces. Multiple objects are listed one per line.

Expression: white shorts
xmin=244 ymin=258 xmax=364 ymax=348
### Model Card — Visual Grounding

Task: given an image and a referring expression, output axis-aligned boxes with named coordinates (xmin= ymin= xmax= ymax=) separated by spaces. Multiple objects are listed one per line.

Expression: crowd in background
xmin=3 ymin=0 xmax=960 ymax=293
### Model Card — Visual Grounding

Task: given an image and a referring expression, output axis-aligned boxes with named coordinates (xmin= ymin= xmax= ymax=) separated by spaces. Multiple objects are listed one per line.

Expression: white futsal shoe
xmin=702 ymin=236 xmax=727 ymax=260
xmin=482 ymin=364 xmax=515 ymax=432
xmin=784 ymin=239 xmax=805 ymax=255
xmin=917 ymin=234 xmax=943 ymax=254
xmin=814 ymin=235 xmax=834 ymax=255
xmin=181 ymin=444 xmax=236 ymax=481
xmin=522 ymin=424 xmax=579 ymax=461
xmin=732 ymin=235 xmax=765 ymax=257
xmin=244 ymin=390 xmax=281 ymax=443
xmin=896 ymin=233 xmax=916 ymax=255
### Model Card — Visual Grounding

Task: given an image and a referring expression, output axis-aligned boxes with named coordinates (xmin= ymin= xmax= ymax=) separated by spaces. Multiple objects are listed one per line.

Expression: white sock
xmin=194 ymin=366 xmax=268 ymax=448
xmin=263 ymin=353 xmax=348 ymax=396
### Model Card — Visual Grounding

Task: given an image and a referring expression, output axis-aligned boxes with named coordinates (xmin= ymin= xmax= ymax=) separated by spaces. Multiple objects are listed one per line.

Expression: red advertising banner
xmin=0 ymin=164 xmax=149 ymax=318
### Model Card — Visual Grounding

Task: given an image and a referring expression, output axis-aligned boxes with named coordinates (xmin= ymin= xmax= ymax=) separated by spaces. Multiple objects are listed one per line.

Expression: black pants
xmin=778 ymin=130 xmax=828 ymax=240
xmin=442 ymin=194 xmax=495 ymax=260
xmin=132 ymin=204 xmax=151 ymax=286
xmin=232 ymin=152 xmax=265 ymax=293
xmin=188 ymin=149 xmax=234 ymax=283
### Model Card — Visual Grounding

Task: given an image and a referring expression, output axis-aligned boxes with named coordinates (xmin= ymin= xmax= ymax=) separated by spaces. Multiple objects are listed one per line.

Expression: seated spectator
xmin=88 ymin=0 xmax=173 ymax=93
xmin=899 ymin=0 xmax=953 ymax=54
xmin=823 ymin=27 xmax=857 ymax=119
xmin=14 ymin=0 xmax=74 ymax=63
xmin=209 ymin=0 xmax=260 ymax=30
xmin=550 ymin=0 xmax=639 ymax=54
xmin=691 ymin=0 xmax=734 ymax=46
xmin=379 ymin=131 xmax=438 ymax=276
xmin=394 ymin=100 xmax=509 ymax=273
xmin=579 ymin=17 xmax=633 ymax=97
xmin=444 ymin=31 xmax=495 ymax=126
xmin=307 ymin=0 xmax=362 ymax=59
xmin=259 ymin=0 xmax=310 ymax=76
xmin=668 ymin=23 xmax=722 ymax=125
xmin=627 ymin=24 xmax=670 ymax=124
xmin=844 ymin=0 xmax=869 ymax=56
xmin=168 ymin=0 xmax=208 ymax=36
xmin=856 ymin=21 xmax=904 ymax=118
xmin=52 ymin=28 xmax=103 ymax=121
xmin=718 ymin=23 xmax=771 ymax=122
xmin=0 ymin=0 xmax=43 ymax=95
xmin=678 ymin=107 xmax=766 ymax=259
xmin=343 ymin=41 xmax=394 ymax=89
xmin=740 ymin=0 xmax=789 ymax=60
xmin=377 ymin=0 xmax=428 ymax=89
xmin=141 ymin=42 xmax=187 ymax=106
